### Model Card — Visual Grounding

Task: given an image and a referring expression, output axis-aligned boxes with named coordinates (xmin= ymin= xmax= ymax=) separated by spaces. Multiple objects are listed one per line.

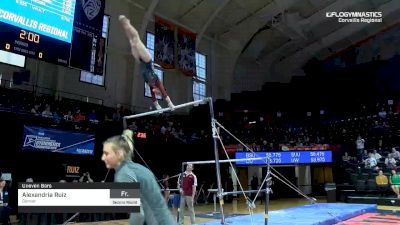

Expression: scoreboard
xmin=0 ymin=0 xmax=105 ymax=73
xmin=0 ymin=0 xmax=76 ymax=66
xmin=235 ymin=151 xmax=333 ymax=165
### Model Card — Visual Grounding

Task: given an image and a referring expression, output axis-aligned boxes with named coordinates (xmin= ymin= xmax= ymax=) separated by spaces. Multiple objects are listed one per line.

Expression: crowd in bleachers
xmin=1 ymin=79 xmax=400 ymax=205
xmin=216 ymin=100 xmax=399 ymax=154
xmin=0 ymin=86 xmax=146 ymax=133
xmin=327 ymin=102 xmax=400 ymax=198
xmin=1 ymin=81 xmax=398 ymax=157
xmin=1 ymin=84 xmax=399 ymax=160
xmin=0 ymin=85 xmax=212 ymax=145
xmin=0 ymin=87 xmax=105 ymax=130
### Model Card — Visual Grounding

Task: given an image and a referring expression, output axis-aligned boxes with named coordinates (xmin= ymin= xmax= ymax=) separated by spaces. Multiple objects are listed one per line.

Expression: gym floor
xmin=11 ymin=198 xmax=400 ymax=224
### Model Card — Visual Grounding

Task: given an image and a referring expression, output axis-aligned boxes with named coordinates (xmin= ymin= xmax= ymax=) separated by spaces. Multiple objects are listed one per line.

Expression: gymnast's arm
xmin=145 ymin=171 xmax=178 ymax=225
xmin=114 ymin=169 xmax=145 ymax=225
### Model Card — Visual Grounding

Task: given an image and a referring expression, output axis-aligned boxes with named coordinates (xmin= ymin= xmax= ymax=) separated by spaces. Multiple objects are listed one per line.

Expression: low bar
xmin=183 ymin=157 xmax=268 ymax=165
xmin=221 ymin=189 xmax=270 ymax=196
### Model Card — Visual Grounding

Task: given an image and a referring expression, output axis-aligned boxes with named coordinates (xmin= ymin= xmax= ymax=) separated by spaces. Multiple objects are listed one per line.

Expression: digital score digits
xmin=20 ymin=30 xmax=44 ymax=59
xmin=235 ymin=151 xmax=333 ymax=165
xmin=19 ymin=30 xmax=40 ymax=44
xmin=17 ymin=29 xmax=43 ymax=59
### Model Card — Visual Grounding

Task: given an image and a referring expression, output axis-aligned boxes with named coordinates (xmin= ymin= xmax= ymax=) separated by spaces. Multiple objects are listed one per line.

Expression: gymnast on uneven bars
xmin=119 ymin=15 xmax=175 ymax=110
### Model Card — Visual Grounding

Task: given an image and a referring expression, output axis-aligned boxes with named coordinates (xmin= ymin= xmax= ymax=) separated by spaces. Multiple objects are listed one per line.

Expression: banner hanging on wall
xmin=22 ymin=126 xmax=95 ymax=155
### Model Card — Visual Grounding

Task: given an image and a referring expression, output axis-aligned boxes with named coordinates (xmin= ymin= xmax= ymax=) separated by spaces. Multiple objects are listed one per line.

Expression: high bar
xmin=183 ymin=157 xmax=268 ymax=165
xmin=124 ymin=98 xmax=209 ymax=120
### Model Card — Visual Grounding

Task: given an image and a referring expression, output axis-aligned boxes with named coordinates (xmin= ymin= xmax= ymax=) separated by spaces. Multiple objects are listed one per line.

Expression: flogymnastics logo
xmin=326 ymin=11 xmax=382 ymax=23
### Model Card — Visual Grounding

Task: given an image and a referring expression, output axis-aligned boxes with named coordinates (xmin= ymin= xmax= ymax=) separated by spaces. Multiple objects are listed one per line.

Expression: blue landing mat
xmin=195 ymin=203 xmax=377 ymax=225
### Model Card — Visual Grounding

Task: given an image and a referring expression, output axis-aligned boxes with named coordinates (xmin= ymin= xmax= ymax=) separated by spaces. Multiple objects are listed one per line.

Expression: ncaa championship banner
xmin=22 ymin=126 xmax=95 ymax=155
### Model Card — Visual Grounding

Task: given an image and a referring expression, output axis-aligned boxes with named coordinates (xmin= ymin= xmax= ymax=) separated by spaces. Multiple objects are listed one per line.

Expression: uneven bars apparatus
xmin=182 ymin=156 xmax=269 ymax=223
xmin=123 ymin=97 xmax=227 ymax=224
xmin=184 ymin=156 xmax=272 ymax=225
xmin=177 ymin=97 xmax=226 ymax=224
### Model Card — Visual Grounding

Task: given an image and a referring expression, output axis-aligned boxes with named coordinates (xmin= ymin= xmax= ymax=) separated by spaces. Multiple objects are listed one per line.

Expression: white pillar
xmin=297 ymin=165 xmax=312 ymax=195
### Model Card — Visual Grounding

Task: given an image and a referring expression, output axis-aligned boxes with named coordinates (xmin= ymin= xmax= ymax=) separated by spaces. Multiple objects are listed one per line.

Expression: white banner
xmin=18 ymin=189 xmax=140 ymax=206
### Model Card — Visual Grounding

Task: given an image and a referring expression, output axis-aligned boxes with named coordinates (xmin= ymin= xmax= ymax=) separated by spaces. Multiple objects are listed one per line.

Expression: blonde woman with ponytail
xmin=102 ymin=129 xmax=176 ymax=225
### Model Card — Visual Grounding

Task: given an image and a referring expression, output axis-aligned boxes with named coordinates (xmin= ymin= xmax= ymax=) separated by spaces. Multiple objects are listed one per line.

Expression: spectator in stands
xmin=378 ymin=137 xmax=383 ymax=148
xmin=361 ymin=150 xmax=369 ymax=162
xmin=41 ymin=105 xmax=52 ymax=118
xmin=371 ymin=149 xmax=382 ymax=161
xmin=79 ymin=172 xmax=94 ymax=183
xmin=392 ymin=148 xmax=400 ymax=160
xmin=251 ymin=142 xmax=259 ymax=151
xmin=178 ymin=163 xmax=197 ymax=225
xmin=74 ymin=109 xmax=85 ymax=122
xmin=261 ymin=140 xmax=268 ymax=151
xmin=342 ymin=152 xmax=352 ymax=162
xmin=372 ymin=166 xmax=381 ymax=172
xmin=64 ymin=110 xmax=74 ymax=122
xmin=364 ymin=153 xmax=377 ymax=169
xmin=374 ymin=120 xmax=383 ymax=129
xmin=0 ymin=178 xmax=11 ymax=224
xmin=390 ymin=170 xmax=400 ymax=198
xmin=375 ymin=170 xmax=389 ymax=195
xmin=356 ymin=135 xmax=365 ymax=161
xmin=162 ymin=174 xmax=170 ymax=204
xmin=112 ymin=108 xmax=121 ymax=122
xmin=119 ymin=15 xmax=175 ymax=110
xmin=30 ymin=104 xmax=40 ymax=115
xmin=342 ymin=152 xmax=357 ymax=167
xmin=102 ymin=130 xmax=176 ymax=225
xmin=52 ymin=108 xmax=62 ymax=124
xmin=385 ymin=154 xmax=397 ymax=170
xmin=378 ymin=107 xmax=387 ymax=119
xmin=87 ymin=109 xmax=98 ymax=124
xmin=160 ymin=124 xmax=167 ymax=135
xmin=129 ymin=121 xmax=138 ymax=132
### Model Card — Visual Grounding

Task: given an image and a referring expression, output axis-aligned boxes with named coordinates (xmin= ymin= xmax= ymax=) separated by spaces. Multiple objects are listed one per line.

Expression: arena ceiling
xmin=124 ymin=0 xmax=400 ymax=86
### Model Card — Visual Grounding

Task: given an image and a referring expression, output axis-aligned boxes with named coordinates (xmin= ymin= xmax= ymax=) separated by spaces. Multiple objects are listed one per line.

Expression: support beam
xmin=140 ymin=0 xmax=159 ymax=37
xmin=196 ymin=0 xmax=231 ymax=47
xmin=177 ymin=0 xmax=206 ymax=21
xmin=123 ymin=0 xmax=146 ymax=10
